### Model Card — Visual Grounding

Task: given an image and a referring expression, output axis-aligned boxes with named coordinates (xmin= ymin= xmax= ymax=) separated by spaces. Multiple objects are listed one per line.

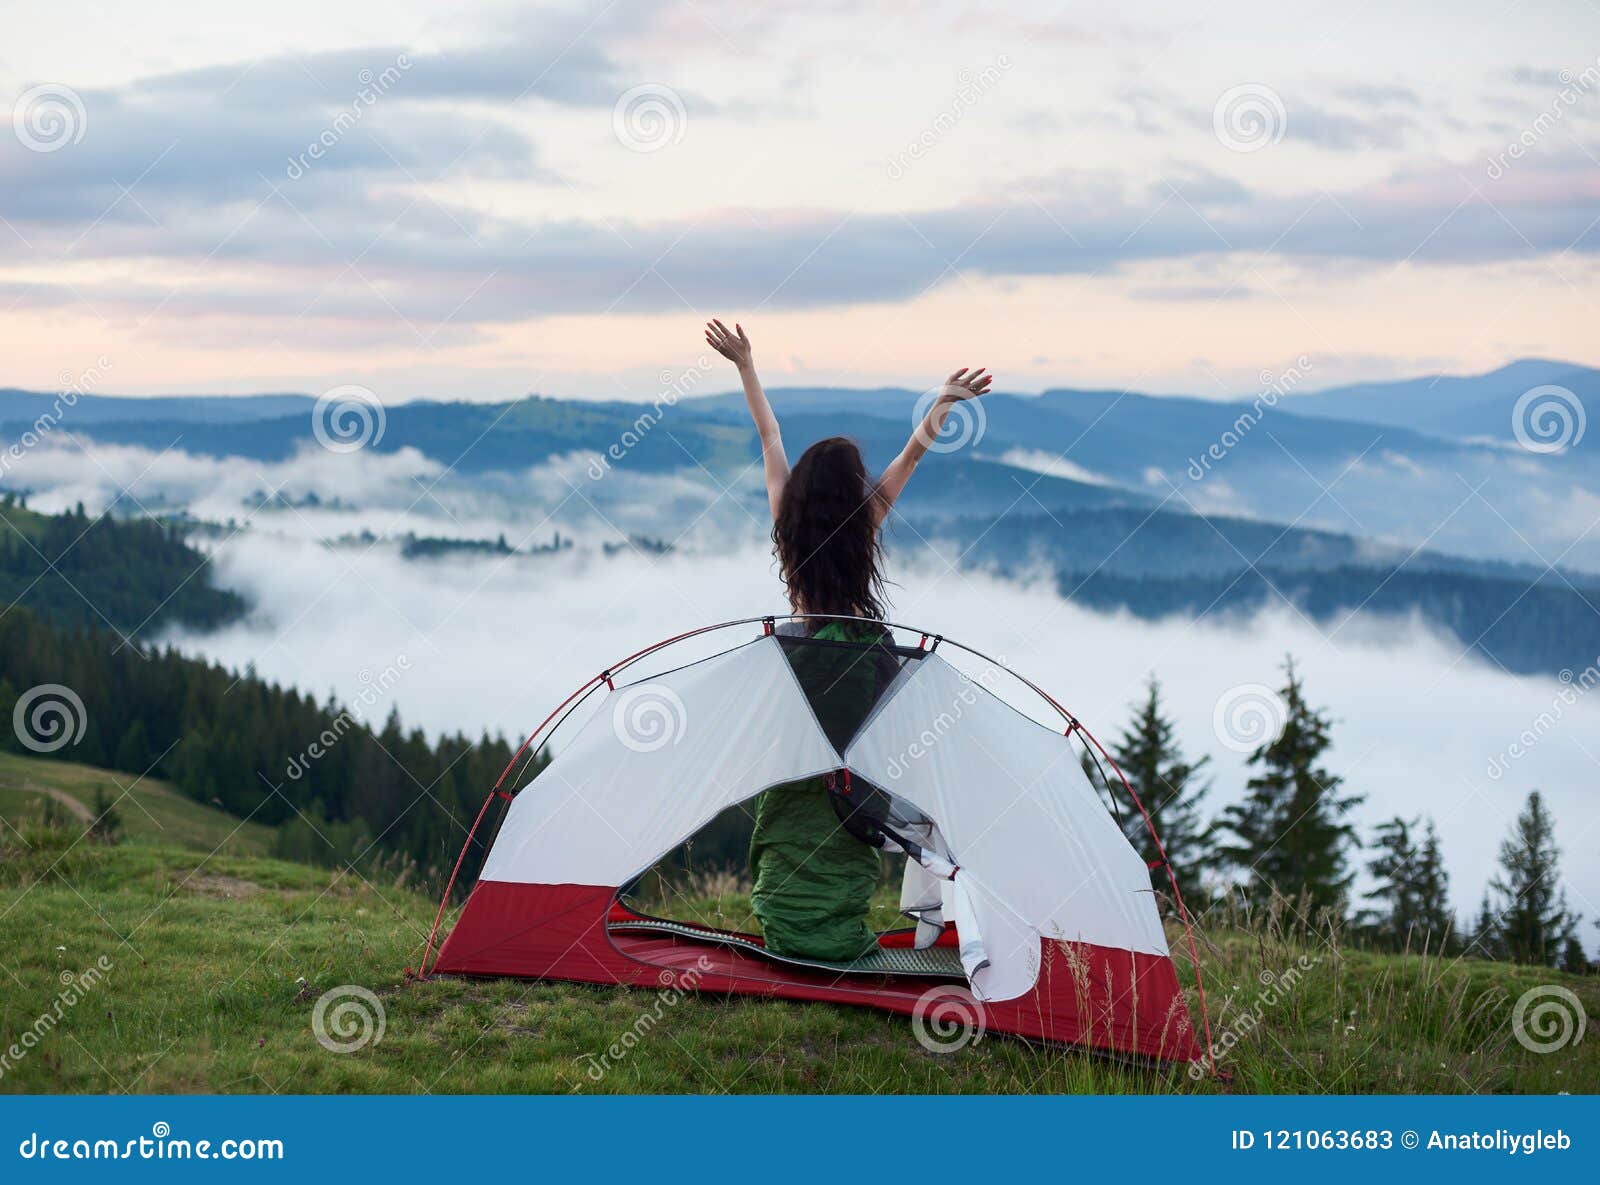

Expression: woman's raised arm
xmin=873 ymin=367 xmax=992 ymax=519
xmin=706 ymin=319 xmax=789 ymax=519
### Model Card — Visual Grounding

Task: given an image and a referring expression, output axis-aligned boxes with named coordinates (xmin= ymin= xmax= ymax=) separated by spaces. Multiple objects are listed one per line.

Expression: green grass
xmin=0 ymin=756 xmax=1595 ymax=1094
xmin=0 ymin=751 xmax=274 ymax=857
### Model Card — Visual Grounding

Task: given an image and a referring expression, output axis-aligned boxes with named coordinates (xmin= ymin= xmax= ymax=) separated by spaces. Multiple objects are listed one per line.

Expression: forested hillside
xmin=0 ymin=605 xmax=518 ymax=882
xmin=0 ymin=502 xmax=521 ymax=883
xmin=0 ymin=496 xmax=244 ymax=634
xmin=938 ymin=510 xmax=1600 ymax=676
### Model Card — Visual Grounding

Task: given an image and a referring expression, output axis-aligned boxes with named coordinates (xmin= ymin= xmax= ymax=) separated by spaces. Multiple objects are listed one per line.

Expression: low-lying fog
xmin=19 ymin=438 xmax=1600 ymax=949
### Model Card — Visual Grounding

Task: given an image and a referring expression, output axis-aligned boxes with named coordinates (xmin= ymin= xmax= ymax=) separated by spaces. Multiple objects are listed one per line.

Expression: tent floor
xmin=608 ymin=919 xmax=966 ymax=979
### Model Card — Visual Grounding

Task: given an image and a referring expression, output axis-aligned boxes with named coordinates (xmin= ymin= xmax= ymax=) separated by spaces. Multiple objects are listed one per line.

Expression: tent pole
xmin=418 ymin=787 xmax=500 ymax=980
xmin=417 ymin=668 xmax=610 ymax=978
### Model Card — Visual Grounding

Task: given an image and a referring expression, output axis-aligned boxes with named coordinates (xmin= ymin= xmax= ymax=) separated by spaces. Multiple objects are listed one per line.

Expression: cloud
xmin=1332 ymin=83 xmax=1423 ymax=107
xmin=998 ymin=447 xmax=1115 ymax=486
xmin=7 ymin=141 xmax=1596 ymax=336
xmin=0 ymin=0 xmax=683 ymax=236
xmin=0 ymin=67 xmax=548 ymax=224
xmin=2 ymin=5 xmax=1596 ymax=361
xmin=1 ymin=434 xmax=763 ymax=554
xmin=1287 ymin=105 xmax=1418 ymax=150
xmin=6 ymin=435 xmax=447 ymax=523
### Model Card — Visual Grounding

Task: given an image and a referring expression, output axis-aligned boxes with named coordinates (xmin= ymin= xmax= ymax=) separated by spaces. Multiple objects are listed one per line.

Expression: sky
xmin=2 ymin=0 xmax=1599 ymax=402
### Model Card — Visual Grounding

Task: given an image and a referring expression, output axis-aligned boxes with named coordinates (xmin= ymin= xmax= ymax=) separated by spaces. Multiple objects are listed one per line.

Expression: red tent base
xmin=432 ymin=880 xmax=1201 ymax=1064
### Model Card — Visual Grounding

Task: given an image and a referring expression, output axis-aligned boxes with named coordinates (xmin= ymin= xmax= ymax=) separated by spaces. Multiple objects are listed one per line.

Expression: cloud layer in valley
xmin=157 ymin=524 xmax=1600 ymax=953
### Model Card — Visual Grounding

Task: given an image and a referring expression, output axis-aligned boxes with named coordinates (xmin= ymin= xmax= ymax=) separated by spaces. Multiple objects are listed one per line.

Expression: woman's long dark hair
xmin=772 ymin=436 xmax=888 ymax=620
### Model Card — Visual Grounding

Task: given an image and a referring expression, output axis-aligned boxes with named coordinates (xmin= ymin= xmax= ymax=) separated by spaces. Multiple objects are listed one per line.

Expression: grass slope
xmin=0 ymin=752 xmax=272 ymax=857
xmin=0 ymin=755 xmax=1594 ymax=1095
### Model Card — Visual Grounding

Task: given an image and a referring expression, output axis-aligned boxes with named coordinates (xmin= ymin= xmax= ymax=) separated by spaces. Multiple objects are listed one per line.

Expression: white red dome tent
xmin=420 ymin=615 xmax=1214 ymax=1069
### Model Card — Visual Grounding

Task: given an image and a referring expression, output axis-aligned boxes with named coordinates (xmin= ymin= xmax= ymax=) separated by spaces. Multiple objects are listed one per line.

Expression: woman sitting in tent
xmin=703 ymin=318 xmax=991 ymax=960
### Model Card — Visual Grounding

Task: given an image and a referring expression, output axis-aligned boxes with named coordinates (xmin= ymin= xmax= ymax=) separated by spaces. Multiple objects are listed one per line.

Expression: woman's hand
xmin=873 ymin=365 xmax=995 ymax=520
xmin=705 ymin=319 xmax=753 ymax=370
xmin=940 ymin=366 xmax=992 ymax=401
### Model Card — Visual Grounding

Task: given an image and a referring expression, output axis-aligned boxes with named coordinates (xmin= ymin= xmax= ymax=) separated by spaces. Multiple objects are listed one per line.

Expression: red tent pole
xmin=417 ymin=787 xmax=499 ymax=979
xmin=417 ymin=670 xmax=607 ymax=978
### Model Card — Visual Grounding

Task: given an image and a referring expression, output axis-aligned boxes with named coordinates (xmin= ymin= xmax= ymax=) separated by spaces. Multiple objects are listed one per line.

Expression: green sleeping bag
xmin=749 ymin=622 xmax=890 ymax=961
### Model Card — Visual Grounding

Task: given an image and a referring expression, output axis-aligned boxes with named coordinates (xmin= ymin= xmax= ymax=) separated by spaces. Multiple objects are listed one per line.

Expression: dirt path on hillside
xmin=0 ymin=780 xmax=94 ymax=823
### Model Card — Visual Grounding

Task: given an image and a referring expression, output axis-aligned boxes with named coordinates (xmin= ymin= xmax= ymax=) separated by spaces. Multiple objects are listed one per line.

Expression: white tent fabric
xmin=478 ymin=634 xmax=1165 ymax=1005
xmin=480 ymin=638 xmax=839 ymax=886
xmin=844 ymin=652 xmax=1167 ymax=1001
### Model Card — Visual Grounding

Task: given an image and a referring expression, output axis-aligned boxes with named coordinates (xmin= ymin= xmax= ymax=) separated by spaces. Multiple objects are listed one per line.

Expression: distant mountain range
xmin=7 ymin=356 xmax=1594 ymax=463
xmin=16 ymin=358 xmax=1595 ymax=562
xmin=1279 ymin=359 xmax=1599 ymax=445
xmin=4 ymin=359 xmax=1597 ymax=675
xmin=0 ymin=389 xmax=317 ymax=425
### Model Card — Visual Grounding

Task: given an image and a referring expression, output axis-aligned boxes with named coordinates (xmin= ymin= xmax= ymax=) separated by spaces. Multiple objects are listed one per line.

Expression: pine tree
xmin=89 ymin=785 xmax=124 ymax=844
xmin=1109 ymin=675 xmax=1216 ymax=881
xmin=0 ymin=678 xmax=18 ymax=754
xmin=38 ymin=794 xmax=66 ymax=831
xmin=1470 ymin=891 xmax=1504 ymax=960
xmin=113 ymin=719 xmax=151 ymax=773
xmin=1489 ymin=790 xmax=1578 ymax=966
xmin=1218 ymin=657 xmax=1363 ymax=915
xmin=1362 ymin=815 xmax=1420 ymax=947
xmin=1413 ymin=819 xmax=1455 ymax=951
xmin=1362 ymin=816 xmax=1454 ymax=951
